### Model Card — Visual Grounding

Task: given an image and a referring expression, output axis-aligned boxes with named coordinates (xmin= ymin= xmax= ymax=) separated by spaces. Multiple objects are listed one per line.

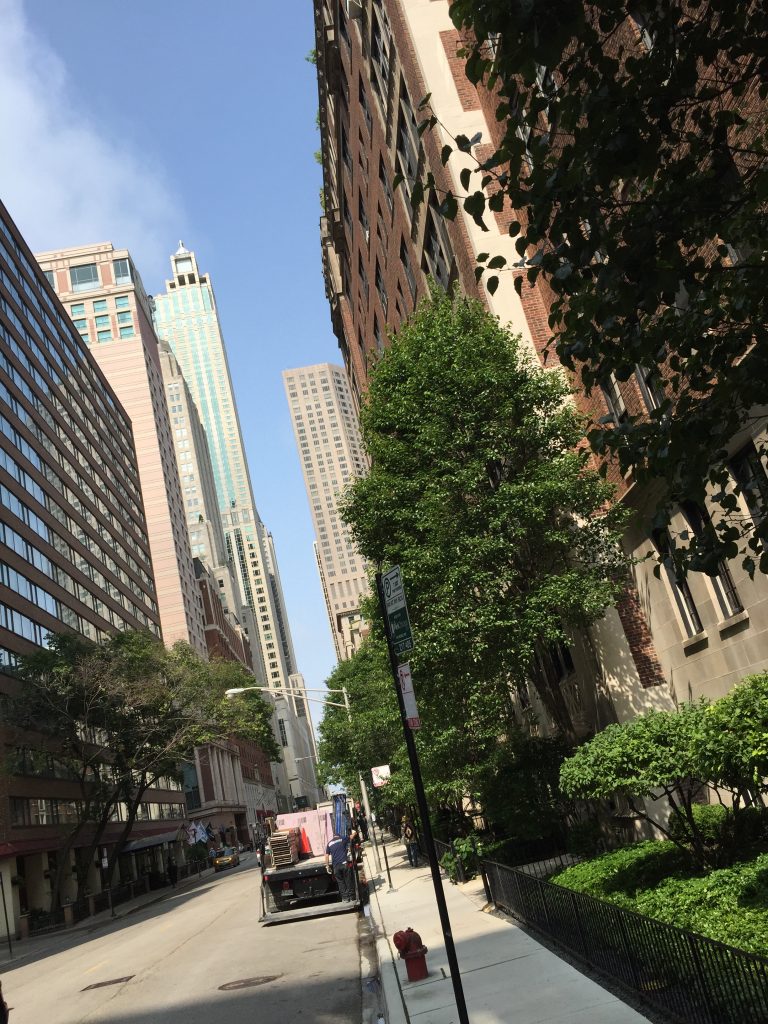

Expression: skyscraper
xmin=153 ymin=245 xmax=322 ymax=806
xmin=35 ymin=242 xmax=208 ymax=657
xmin=283 ymin=363 xmax=368 ymax=659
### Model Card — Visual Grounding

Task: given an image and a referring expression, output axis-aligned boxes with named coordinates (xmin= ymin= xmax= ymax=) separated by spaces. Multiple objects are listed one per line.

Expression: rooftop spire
xmin=175 ymin=240 xmax=190 ymax=255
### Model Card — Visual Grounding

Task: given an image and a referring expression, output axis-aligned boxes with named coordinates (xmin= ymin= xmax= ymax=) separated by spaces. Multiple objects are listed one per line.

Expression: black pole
xmin=382 ymin=842 xmax=394 ymax=891
xmin=0 ymin=872 xmax=12 ymax=960
xmin=375 ymin=572 xmax=470 ymax=1024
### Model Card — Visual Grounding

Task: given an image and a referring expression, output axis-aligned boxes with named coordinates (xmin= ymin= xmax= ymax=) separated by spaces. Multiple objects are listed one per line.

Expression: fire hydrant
xmin=393 ymin=927 xmax=429 ymax=981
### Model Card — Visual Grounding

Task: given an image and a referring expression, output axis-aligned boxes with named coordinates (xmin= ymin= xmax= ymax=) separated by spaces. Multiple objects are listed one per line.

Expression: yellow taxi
xmin=213 ymin=846 xmax=241 ymax=872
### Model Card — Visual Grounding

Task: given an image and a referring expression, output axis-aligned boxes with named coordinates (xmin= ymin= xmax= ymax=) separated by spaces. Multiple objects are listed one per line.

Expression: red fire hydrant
xmin=393 ymin=927 xmax=429 ymax=982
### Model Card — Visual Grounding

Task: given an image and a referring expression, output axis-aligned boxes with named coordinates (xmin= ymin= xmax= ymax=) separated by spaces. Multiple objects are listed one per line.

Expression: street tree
xmin=315 ymin=633 xmax=411 ymax=807
xmin=339 ymin=290 xmax=626 ymax=817
xmin=419 ymin=0 xmax=768 ymax=574
xmin=4 ymin=630 xmax=278 ymax=906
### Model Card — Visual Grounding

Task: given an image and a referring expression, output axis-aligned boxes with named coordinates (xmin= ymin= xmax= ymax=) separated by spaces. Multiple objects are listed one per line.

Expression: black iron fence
xmin=484 ymin=859 xmax=768 ymax=1024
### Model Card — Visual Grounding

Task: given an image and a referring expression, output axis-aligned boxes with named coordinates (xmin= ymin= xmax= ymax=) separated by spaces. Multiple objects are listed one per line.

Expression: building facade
xmin=158 ymin=341 xmax=261 ymax=674
xmin=283 ymin=363 xmax=369 ymax=659
xmin=35 ymin=242 xmax=208 ymax=657
xmin=313 ymin=0 xmax=768 ymax=763
xmin=0 ymin=201 xmax=185 ymax=936
xmin=152 ymin=245 xmax=323 ymax=807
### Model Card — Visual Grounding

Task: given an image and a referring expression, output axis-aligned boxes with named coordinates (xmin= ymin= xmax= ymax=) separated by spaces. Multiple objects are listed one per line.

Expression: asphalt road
xmin=0 ymin=857 xmax=363 ymax=1024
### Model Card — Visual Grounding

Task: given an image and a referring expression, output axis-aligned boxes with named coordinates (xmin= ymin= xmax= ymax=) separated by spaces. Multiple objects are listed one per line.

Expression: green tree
xmin=316 ymin=634 xmax=411 ymax=807
xmin=339 ymin=290 xmax=625 ymax=818
xmin=4 ymin=630 xmax=277 ymax=906
xmin=424 ymin=0 xmax=768 ymax=573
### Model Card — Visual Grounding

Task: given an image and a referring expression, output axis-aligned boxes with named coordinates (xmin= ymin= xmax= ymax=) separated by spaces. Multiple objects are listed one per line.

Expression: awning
xmin=121 ymin=829 xmax=182 ymax=854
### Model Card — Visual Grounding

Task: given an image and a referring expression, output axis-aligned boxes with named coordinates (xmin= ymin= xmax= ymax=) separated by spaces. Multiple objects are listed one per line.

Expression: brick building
xmin=0 ymin=201 xmax=186 ymax=936
xmin=313 ymin=1 xmax=768 ymax=762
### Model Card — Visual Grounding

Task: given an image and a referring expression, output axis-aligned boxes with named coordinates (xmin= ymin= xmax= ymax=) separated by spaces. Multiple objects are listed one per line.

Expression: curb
xmin=363 ymin=845 xmax=409 ymax=1024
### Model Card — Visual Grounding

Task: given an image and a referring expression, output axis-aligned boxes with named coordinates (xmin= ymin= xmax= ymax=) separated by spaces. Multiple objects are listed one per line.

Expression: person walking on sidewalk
xmin=403 ymin=818 xmax=420 ymax=867
xmin=325 ymin=830 xmax=353 ymax=901
xmin=167 ymin=856 xmax=178 ymax=889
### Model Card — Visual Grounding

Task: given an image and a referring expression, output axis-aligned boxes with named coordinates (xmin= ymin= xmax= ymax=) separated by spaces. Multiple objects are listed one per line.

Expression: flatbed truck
xmin=259 ymin=795 xmax=368 ymax=924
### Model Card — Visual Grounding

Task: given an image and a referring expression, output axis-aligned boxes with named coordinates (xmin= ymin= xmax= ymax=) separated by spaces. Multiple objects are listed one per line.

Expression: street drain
xmin=219 ymin=976 xmax=280 ymax=991
xmin=82 ymin=976 xmax=135 ymax=992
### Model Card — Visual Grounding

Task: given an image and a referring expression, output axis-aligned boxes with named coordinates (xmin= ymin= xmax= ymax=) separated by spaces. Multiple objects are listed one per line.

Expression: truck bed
xmin=260 ymin=855 xmax=363 ymax=924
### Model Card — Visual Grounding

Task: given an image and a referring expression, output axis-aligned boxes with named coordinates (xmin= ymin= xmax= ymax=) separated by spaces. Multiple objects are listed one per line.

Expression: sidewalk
xmin=364 ymin=834 xmax=650 ymax=1024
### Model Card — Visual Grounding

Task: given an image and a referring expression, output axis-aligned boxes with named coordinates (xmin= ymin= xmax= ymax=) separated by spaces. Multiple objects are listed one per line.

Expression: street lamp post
xmin=226 ymin=684 xmax=382 ymax=872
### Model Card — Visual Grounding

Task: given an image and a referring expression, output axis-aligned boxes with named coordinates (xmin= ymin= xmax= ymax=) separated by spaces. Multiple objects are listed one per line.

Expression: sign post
xmin=376 ymin=569 xmax=470 ymax=1024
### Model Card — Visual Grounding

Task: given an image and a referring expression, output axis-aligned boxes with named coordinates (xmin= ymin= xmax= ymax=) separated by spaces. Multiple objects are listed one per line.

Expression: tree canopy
xmin=560 ymin=672 xmax=768 ymax=867
xmin=423 ymin=0 xmax=768 ymax=573
xmin=341 ymin=289 xmax=625 ymax=747
xmin=3 ymin=630 xmax=277 ymax=905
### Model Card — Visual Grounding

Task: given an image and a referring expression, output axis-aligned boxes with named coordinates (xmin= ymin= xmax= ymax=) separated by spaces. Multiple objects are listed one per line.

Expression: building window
xmin=377 ymin=158 xmax=393 ymax=215
xmin=113 ymin=258 xmax=132 ymax=285
xmin=653 ymin=528 xmax=703 ymax=638
xmin=370 ymin=6 xmax=392 ymax=111
xmin=358 ymin=194 xmax=370 ymax=244
xmin=375 ymin=260 xmax=388 ymax=315
xmin=600 ymin=372 xmax=628 ymax=425
xmin=681 ymin=502 xmax=743 ymax=620
xmin=43 ymin=270 xmax=55 ymax=288
xmin=115 ymin=295 xmax=130 ymax=309
xmin=635 ymin=364 xmax=665 ymax=413
xmin=396 ymin=103 xmax=419 ymax=209
xmin=373 ymin=315 xmax=385 ymax=354
xmin=72 ymin=318 xmax=87 ymax=332
xmin=730 ymin=441 xmax=768 ymax=527
xmin=70 ymin=303 xmax=85 ymax=316
xmin=422 ymin=208 xmax=451 ymax=291
xmin=117 ymin=311 xmax=132 ymax=325
xmin=401 ymin=238 xmax=417 ymax=299
xmin=119 ymin=326 xmax=135 ymax=339
xmin=358 ymin=254 xmax=369 ymax=303
xmin=95 ymin=315 xmax=110 ymax=328
xmin=97 ymin=329 xmax=112 ymax=343
xmin=359 ymin=78 xmax=372 ymax=134
xmin=70 ymin=263 xmax=99 ymax=292
xmin=93 ymin=299 xmax=107 ymax=313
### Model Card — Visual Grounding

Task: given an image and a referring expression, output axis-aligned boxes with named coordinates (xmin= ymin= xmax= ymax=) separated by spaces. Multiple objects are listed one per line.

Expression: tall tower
xmin=35 ymin=242 xmax=208 ymax=656
xmin=154 ymin=245 xmax=321 ymax=806
xmin=283 ymin=363 xmax=368 ymax=659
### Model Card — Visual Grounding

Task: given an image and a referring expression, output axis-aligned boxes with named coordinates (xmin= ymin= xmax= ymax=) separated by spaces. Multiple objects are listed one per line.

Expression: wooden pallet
xmin=270 ymin=828 xmax=301 ymax=867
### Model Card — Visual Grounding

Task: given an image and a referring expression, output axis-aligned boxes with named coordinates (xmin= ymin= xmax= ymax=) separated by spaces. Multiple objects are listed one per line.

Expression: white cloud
xmin=0 ymin=0 xmax=181 ymax=280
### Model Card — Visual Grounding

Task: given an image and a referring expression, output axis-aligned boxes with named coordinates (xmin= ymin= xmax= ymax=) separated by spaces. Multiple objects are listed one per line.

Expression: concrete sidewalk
xmin=364 ymin=834 xmax=649 ymax=1024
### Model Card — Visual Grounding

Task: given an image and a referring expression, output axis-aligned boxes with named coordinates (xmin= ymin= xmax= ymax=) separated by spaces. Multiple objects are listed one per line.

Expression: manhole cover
xmin=82 ymin=976 xmax=135 ymax=992
xmin=219 ymin=976 xmax=280 ymax=991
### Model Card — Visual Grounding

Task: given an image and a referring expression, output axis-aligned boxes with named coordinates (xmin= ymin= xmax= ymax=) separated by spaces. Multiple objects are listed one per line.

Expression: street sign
xmin=397 ymin=663 xmax=421 ymax=730
xmin=371 ymin=764 xmax=391 ymax=788
xmin=382 ymin=565 xmax=413 ymax=655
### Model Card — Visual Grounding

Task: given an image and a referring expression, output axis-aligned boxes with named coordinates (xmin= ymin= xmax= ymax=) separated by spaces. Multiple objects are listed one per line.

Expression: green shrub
xmin=553 ymin=841 xmax=768 ymax=955
xmin=668 ymin=803 xmax=731 ymax=846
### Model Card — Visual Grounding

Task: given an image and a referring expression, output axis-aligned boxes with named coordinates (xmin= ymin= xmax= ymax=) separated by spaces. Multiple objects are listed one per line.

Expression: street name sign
xmin=397 ymin=662 xmax=421 ymax=730
xmin=382 ymin=565 xmax=414 ymax=655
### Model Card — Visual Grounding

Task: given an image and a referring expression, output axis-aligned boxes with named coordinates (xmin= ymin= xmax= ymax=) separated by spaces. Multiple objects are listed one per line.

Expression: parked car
xmin=213 ymin=847 xmax=241 ymax=872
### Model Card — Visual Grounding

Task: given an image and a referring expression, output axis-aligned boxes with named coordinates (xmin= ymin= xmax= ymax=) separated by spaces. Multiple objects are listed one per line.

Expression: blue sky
xmin=0 ymin=0 xmax=340 ymax=709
